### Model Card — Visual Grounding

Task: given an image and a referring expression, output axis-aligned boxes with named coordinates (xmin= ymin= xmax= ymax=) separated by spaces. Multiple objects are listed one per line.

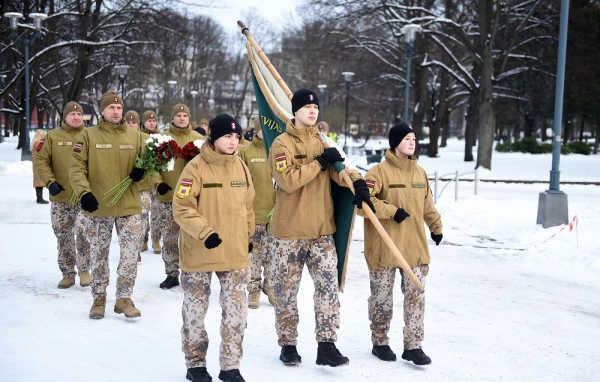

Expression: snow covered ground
xmin=0 ymin=135 xmax=599 ymax=382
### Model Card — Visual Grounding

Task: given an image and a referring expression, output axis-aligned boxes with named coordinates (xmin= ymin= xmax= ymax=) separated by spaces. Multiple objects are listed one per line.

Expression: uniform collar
xmin=200 ymin=142 xmax=236 ymax=166
xmin=169 ymin=123 xmax=192 ymax=135
xmin=98 ymin=116 xmax=127 ymax=132
xmin=385 ymin=149 xmax=417 ymax=170
xmin=60 ymin=121 xmax=84 ymax=133
xmin=251 ymin=137 xmax=265 ymax=148
xmin=285 ymin=119 xmax=318 ymax=139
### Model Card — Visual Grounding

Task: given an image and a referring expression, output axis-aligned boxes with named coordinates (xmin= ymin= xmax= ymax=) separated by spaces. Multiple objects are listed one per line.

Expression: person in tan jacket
xmin=269 ymin=88 xmax=374 ymax=368
xmin=31 ymin=129 xmax=49 ymax=204
xmin=69 ymin=91 xmax=147 ymax=320
xmin=35 ymin=101 xmax=91 ymax=289
xmin=125 ymin=110 xmax=152 ymax=261
xmin=141 ymin=110 xmax=163 ymax=253
xmin=153 ymin=103 xmax=202 ymax=289
xmin=359 ymin=123 xmax=443 ymax=366
xmin=238 ymin=117 xmax=276 ymax=309
xmin=172 ymin=114 xmax=255 ymax=382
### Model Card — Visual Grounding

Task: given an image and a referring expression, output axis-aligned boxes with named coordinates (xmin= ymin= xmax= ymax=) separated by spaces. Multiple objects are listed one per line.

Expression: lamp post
xmin=317 ymin=84 xmax=327 ymax=119
xmin=536 ymin=0 xmax=570 ymax=228
xmin=401 ymin=24 xmax=421 ymax=123
xmin=167 ymin=80 xmax=177 ymax=113
xmin=114 ymin=65 xmax=130 ymax=101
xmin=341 ymin=72 xmax=354 ymax=153
xmin=4 ymin=12 xmax=47 ymax=161
xmin=190 ymin=90 xmax=198 ymax=122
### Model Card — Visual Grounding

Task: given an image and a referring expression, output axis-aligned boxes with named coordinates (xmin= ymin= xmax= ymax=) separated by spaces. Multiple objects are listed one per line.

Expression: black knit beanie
xmin=209 ymin=114 xmax=242 ymax=142
xmin=291 ymin=88 xmax=319 ymax=115
xmin=389 ymin=123 xmax=415 ymax=149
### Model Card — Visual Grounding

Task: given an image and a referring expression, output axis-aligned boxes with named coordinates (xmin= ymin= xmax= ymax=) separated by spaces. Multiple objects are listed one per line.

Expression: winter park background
xmin=0 ymin=134 xmax=598 ymax=381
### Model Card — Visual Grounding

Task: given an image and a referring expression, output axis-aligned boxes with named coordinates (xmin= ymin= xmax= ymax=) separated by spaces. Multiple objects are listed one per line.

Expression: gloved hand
xmin=315 ymin=147 xmax=345 ymax=170
xmin=48 ymin=181 xmax=65 ymax=196
xmin=80 ymin=192 xmax=99 ymax=213
xmin=431 ymin=232 xmax=443 ymax=246
xmin=157 ymin=182 xmax=172 ymax=195
xmin=204 ymin=232 xmax=222 ymax=249
xmin=352 ymin=179 xmax=375 ymax=212
xmin=129 ymin=167 xmax=145 ymax=182
xmin=248 ymin=242 xmax=253 ymax=253
xmin=393 ymin=208 xmax=410 ymax=224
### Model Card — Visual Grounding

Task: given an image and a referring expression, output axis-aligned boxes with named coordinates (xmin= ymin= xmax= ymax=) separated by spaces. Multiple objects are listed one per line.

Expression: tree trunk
xmin=476 ymin=39 xmax=495 ymax=170
xmin=594 ymin=123 xmax=599 ymax=154
xmin=563 ymin=120 xmax=570 ymax=143
xmin=578 ymin=116 xmax=585 ymax=142
xmin=429 ymin=72 xmax=449 ymax=157
xmin=411 ymin=65 xmax=429 ymax=147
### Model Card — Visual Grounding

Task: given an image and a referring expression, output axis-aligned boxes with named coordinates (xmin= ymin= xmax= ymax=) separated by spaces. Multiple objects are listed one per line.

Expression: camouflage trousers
xmin=150 ymin=190 xmax=161 ymax=243
xmin=139 ymin=191 xmax=151 ymax=249
xmin=181 ymin=268 xmax=250 ymax=370
xmin=158 ymin=202 xmax=180 ymax=277
xmin=50 ymin=202 xmax=90 ymax=278
xmin=368 ymin=265 xmax=429 ymax=349
xmin=272 ymin=235 xmax=340 ymax=346
xmin=248 ymin=223 xmax=274 ymax=293
xmin=84 ymin=214 xmax=143 ymax=299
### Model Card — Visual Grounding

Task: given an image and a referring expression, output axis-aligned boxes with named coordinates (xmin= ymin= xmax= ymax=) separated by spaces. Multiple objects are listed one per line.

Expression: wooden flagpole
xmin=238 ymin=21 xmax=423 ymax=291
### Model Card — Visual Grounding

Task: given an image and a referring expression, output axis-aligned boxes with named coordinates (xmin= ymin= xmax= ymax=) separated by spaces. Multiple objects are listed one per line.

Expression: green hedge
xmin=495 ymin=138 xmax=591 ymax=155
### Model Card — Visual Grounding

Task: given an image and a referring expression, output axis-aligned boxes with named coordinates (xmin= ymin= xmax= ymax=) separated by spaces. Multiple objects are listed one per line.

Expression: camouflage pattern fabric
xmin=150 ymin=190 xmax=161 ymax=243
xmin=85 ymin=214 xmax=143 ymax=299
xmin=248 ymin=223 xmax=274 ymax=293
xmin=368 ymin=264 xmax=429 ymax=349
xmin=158 ymin=202 xmax=180 ymax=276
xmin=271 ymin=235 xmax=340 ymax=346
xmin=181 ymin=268 xmax=250 ymax=370
xmin=140 ymin=190 xmax=151 ymax=249
xmin=51 ymin=202 xmax=90 ymax=278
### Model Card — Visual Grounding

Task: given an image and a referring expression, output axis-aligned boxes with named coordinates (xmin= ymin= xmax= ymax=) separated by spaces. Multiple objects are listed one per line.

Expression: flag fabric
xmin=246 ymin=42 xmax=356 ymax=291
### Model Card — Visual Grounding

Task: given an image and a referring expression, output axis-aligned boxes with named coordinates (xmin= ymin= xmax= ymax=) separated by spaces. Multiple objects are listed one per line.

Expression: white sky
xmin=189 ymin=0 xmax=298 ymax=33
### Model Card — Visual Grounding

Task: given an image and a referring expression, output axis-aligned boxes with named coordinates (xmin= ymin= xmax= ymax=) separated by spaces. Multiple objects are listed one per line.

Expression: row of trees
xmin=1 ymin=0 xmax=598 ymax=167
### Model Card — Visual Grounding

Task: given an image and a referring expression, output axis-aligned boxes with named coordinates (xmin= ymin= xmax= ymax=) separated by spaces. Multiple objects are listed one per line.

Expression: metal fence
xmin=429 ymin=170 xmax=479 ymax=203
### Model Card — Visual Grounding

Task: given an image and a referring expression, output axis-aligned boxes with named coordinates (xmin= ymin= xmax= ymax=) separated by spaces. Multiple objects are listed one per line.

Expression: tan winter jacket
xmin=69 ymin=117 xmax=145 ymax=217
xmin=173 ymin=142 xmax=255 ymax=272
xmin=238 ymin=137 xmax=275 ymax=223
xmin=154 ymin=123 xmax=202 ymax=202
xmin=358 ymin=150 xmax=443 ymax=269
xmin=269 ymin=119 xmax=362 ymax=240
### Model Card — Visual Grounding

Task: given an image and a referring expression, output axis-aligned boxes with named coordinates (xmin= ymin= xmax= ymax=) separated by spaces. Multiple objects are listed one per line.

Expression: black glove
xmin=352 ymin=179 xmax=375 ymax=212
xmin=315 ymin=147 xmax=345 ymax=170
xmin=157 ymin=182 xmax=172 ymax=196
xmin=431 ymin=232 xmax=443 ymax=246
xmin=80 ymin=192 xmax=99 ymax=213
xmin=248 ymin=242 xmax=253 ymax=253
xmin=204 ymin=232 xmax=222 ymax=249
xmin=393 ymin=208 xmax=410 ymax=224
xmin=48 ymin=181 xmax=65 ymax=196
xmin=129 ymin=167 xmax=145 ymax=182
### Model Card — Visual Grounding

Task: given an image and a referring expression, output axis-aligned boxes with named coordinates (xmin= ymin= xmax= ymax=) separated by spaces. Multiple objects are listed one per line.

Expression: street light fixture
xmin=537 ymin=0 xmax=570 ymax=228
xmin=4 ymin=11 xmax=47 ymax=161
xmin=341 ymin=72 xmax=354 ymax=153
xmin=190 ymin=90 xmax=198 ymax=122
xmin=317 ymin=84 xmax=327 ymax=119
xmin=114 ymin=65 xmax=130 ymax=101
xmin=401 ymin=23 xmax=422 ymax=123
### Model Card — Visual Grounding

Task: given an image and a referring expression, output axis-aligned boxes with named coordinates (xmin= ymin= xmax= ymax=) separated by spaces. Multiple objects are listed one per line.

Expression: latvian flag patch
xmin=181 ymin=179 xmax=193 ymax=187
xmin=73 ymin=142 xmax=83 ymax=153
xmin=275 ymin=153 xmax=286 ymax=161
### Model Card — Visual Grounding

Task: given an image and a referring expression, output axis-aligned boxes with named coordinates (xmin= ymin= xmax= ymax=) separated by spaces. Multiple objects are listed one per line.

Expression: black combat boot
xmin=186 ymin=367 xmax=212 ymax=382
xmin=372 ymin=345 xmax=397 ymax=361
xmin=36 ymin=187 xmax=49 ymax=204
xmin=280 ymin=345 xmax=302 ymax=365
xmin=401 ymin=348 xmax=431 ymax=365
xmin=316 ymin=342 xmax=349 ymax=367
xmin=218 ymin=369 xmax=245 ymax=382
xmin=160 ymin=276 xmax=179 ymax=289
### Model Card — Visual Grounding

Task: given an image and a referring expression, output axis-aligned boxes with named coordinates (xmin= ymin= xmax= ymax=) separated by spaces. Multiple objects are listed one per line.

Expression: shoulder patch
xmin=36 ymin=140 xmax=44 ymax=152
xmin=366 ymin=180 xmax=375 ymax=195
xmin=73 ymin=142 xmax=83 ymax=153
xmin=176 ymin=179 xmax=193 ymax=199
xmin=275 ymin=153 xmax=287 ymax=173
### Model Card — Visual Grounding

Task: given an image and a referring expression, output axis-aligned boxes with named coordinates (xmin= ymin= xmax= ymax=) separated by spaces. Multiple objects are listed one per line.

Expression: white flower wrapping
xmin=192 ymin=139 xmax=204 ymax=149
